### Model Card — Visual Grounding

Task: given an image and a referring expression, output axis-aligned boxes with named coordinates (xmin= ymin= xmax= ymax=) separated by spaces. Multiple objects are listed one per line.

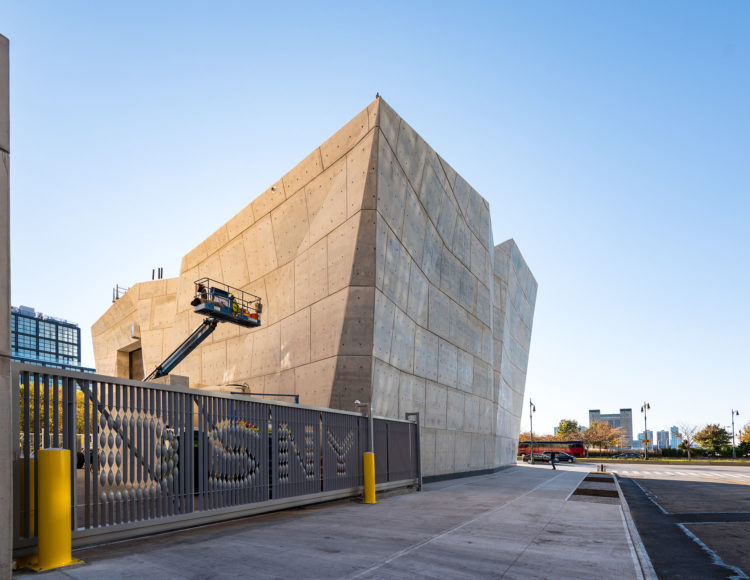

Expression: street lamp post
xmin=732 ymin=409 xmax=740 ymax=459
xmin=530 ymin=400 xmax=536 ymax=464
xmin=641 ymin=402 xmax=650 ymax=460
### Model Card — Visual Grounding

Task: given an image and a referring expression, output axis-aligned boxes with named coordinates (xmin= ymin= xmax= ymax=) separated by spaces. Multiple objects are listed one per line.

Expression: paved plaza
xmin=17 ymin=464 xmax=644 ymax=579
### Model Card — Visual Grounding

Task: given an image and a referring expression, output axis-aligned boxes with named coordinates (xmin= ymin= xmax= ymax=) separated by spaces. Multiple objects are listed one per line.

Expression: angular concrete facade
xmin=93 ymin=98 xmax=537 ymax=476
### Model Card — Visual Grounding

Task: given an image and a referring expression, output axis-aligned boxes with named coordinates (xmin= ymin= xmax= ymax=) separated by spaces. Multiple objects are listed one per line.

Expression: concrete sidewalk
xmin=18 ymin=464 xmax=647 ymax=579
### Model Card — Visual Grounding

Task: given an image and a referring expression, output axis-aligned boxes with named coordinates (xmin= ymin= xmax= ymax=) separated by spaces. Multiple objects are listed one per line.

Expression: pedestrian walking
xmin=549 ymin=451 xmax=556 ymax=470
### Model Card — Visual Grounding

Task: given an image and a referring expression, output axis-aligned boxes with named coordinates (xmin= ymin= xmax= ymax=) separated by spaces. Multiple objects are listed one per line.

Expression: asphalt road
xmin=611 ymin=463 xmax=750 ymax=580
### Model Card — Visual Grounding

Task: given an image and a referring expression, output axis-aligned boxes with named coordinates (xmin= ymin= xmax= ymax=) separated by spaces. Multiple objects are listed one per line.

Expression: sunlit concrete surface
xmin=19 ymin=465 xmax=642 ymax=580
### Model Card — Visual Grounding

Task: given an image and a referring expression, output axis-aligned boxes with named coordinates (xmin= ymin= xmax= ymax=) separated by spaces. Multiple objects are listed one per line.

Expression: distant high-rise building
xmin=636 ymin=430 xmax=654 ymax=450
xmin=656 ymin=430 xmax=670 ymax=449
xmin=589 ymin=408 xmax=633 ymax=447
xmin=670 ymin=426 xmax=682 ymax=449
xmin=11 ymin=305 xmax=94 ymax=372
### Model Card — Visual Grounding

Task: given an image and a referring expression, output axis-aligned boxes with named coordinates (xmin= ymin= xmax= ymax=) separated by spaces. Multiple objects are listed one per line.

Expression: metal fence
xmin=11 ymin=363 xmax=420 ymax=556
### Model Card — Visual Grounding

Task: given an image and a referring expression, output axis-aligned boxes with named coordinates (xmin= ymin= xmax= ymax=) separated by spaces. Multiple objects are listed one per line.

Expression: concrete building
xmin=11 ymin=305 xmax=94 ymax=372
xmin=92 ymin=98 xmax=537 ymax=478
xmin=589 ymin=408 xmax=633 ymax=447
xmin=656 ymin=430 xmax=669 ymax=450
xmin=1 ymin=32 xmax=11 ymax=579
xmin=670 ymin=425 xmax=682 ymax=449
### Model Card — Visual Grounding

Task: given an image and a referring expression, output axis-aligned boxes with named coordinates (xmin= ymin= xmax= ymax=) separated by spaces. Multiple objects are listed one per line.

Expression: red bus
xmin=518 ymin=440 xmax=585 ymax=458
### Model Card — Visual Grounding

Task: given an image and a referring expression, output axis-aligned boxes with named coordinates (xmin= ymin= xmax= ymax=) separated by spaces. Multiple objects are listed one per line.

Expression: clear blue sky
xmin=4 ymin=2 xmax=749 ymax=437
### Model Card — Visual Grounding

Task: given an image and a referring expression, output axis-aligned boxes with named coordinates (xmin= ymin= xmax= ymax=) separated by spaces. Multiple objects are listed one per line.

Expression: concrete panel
xmin=1 ymin=36 xmax=9 ymax=576
xmin=264 ymin=369 xmax=296 ymax=400
xmin=272 ymin=190 xmax=310 ymax=266
xmin=435 ymin=430 xmax=456 ymax=474
xmin=457 ymin=349 xmax=473 ymax=393
xmin=330 ymin=355 xmax=372 ymax=410
xmin=225 ymin=203 xmax=255 ymax=240
xmin=202 ymin=341 xmax=228 ymax=386
xmin=305 ymin=156 xmax=347 ymax=246
xmin=243 ymin=214 xmax=278 ymax=281
xmin=396 ymin=120 xmax=429 ymax=195
xmin=138 ymin=279 xmax=169 ymax=300
xmin=421 ymin=220 xmax=442 ymax=286
xmin=320 ymin=108 xmax=369 ymax=169
xmin=382 ymin=228 xmax=410 ymax=311
xmin=419 ymin=161 xmax=444 ymax=227
xmin=398 ymin=373 xmax=426 ymax=419
xmin=350 ymin=210 xmax=377 ymax=287
xmin=219 ymin=236 xmax=251 ymax=289
xmin=427 ymin=286 xmax=451 ymax=340
xmin=476 ymin=281 xmax=491 ymax=328
xmin=470 ymin=435 xmax=486 ymax=469
xmin=470 ymin=233 xmax=490 ymax=283
xmin=150 ymin=295 xmax=176 ymax=330
xmin=413 ymin=326 xmax=438 ymax=382
xmin=401 ymin=186 xmax=427 ymax=265
xmin=203 ymin=225 xmax=229 ymax=258
xmin=327 ymin=212 xmax=360 ymax=294
xmin=294 ymin=358 xmax=335 ymax=408
xmin=454 ymin=431 xmax=472 ymax=472
xmin=458 ymin=264 xmax=476 ymax=312
xmin=310 ymin=287 xmax=347 ymax=361
xmin=346 ymin=130 xmax=378 ymax=217
xmin=406 ymin=262 xmax=428 ymax=328
xmin=373 ymin=290 xmax=395 ymax=362
xmin=480 ymin=400 xmax=495 ymax=436
xmin=440 ymin=247 xmax=462 ymax=303
xmin=280 ymin=307 xmax=310 ymax=370
xmin=453 ymin=174 xmax=471 ymax=214
xmin=339 ymin=286 xmax=375 ymax=356
xmin=420 ymin=428 xmax=436 ymax=477
xmin=446 ymin=389 xmax=465 ymax=431
xmin=294 ymin=238 xmax=328 ymax=311
xmin=0 ymin=36 xmax=7 ymax=153
xmin=251 ymin=180 xmax=286 ymax=219
xmin=371 ymin=359 xmax=399 ymax=418
xmin=424 ymin=381 xmax=447 ymax=429
xmin=425 ymin=149 xmax=450 ymax=194
xmin=389 ymin=308 xmax=415 ymax=372
xmin=481 ymin=324 xmax=493 ymax=365
xmin=263 ymin=261 xmax=295 ymax=326
xmin=437 ymin=339 xmax=457 ymax=388
xmin=225 ymin=333 xmax=254 ymax=381
xmin=437 ymin=154 xmax=458 ymax=195
xmin=282 ymin=148 xmax=323 ymax=199
xmin=377 ymin=135 xmax=407 ymax=237
xmin=375 ymin=213 xmax=388 ymax=290
xmin=251 ymin=324 xmax=281 ymax=377
xmin=473 ymin=359 xmax=491 ymax=400
xmin=464 ymin=395 xmax=481 ymax=433
xmin=376 ymin=99 xmax=401 ymax=149
xmin=436 ymin=193 xmax=458 ymax=248
xmin=451 ymin=216 xmax=472 ymax=268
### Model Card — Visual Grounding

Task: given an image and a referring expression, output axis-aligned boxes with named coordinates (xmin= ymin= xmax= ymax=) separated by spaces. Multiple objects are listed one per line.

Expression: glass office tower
xmin=10 ymin=305 xmax=94 ymax=372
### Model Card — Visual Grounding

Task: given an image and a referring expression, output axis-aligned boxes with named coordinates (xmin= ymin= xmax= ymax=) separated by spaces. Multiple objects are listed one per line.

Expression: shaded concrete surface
xmin=618 ymin=473 xmax=749 ymax=579
xmin=683 ymin=523 xmax=750 ymax=578
xmin=18 ymin=464 xmax=642 ymax=579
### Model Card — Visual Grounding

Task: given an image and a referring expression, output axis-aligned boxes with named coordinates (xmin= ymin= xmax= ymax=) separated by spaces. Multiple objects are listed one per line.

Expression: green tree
xmin=555 ymin=419 xmax=582 ymax=440
xmin=695 ymin=424 xmax=731 ymax=455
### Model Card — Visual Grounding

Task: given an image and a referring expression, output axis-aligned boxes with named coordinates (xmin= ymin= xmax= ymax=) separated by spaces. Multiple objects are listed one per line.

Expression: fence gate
xmin=11 ymin=363 xmax=420 ymax=557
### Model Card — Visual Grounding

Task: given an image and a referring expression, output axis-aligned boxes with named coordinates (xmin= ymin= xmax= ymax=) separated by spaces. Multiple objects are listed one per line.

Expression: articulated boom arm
xmin=144 ymin=279 xmax=261 ymax=382
xmin=145 ymin=317 xmax=219 ymax=382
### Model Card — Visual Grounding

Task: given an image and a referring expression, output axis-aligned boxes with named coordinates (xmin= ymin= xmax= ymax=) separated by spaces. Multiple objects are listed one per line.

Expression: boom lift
xmin=144 ymin=278 xmax=262 ymax=381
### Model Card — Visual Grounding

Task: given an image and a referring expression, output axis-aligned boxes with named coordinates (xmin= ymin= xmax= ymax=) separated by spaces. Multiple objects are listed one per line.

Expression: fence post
xmin=30 ymin=449 xmax=79 ymax=571
xmin=405 ymin=412 xmax=422 ymax=491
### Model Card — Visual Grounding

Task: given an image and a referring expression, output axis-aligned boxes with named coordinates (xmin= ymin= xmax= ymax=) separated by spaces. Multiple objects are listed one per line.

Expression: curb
xmin=613 ymin=474 xmax=658 ymax=580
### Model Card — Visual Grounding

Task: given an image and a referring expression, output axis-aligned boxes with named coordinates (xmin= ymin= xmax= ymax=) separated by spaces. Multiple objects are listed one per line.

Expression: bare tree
xmin=679 ymin=423 xmax=699 ymax=460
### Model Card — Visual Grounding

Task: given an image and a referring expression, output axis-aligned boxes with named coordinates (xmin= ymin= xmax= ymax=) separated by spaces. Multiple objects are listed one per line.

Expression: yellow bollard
xmin=31 ymin=449 xmax=80 ymax=571
xmin=363 ymin=451 xmax=377 ymax=504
